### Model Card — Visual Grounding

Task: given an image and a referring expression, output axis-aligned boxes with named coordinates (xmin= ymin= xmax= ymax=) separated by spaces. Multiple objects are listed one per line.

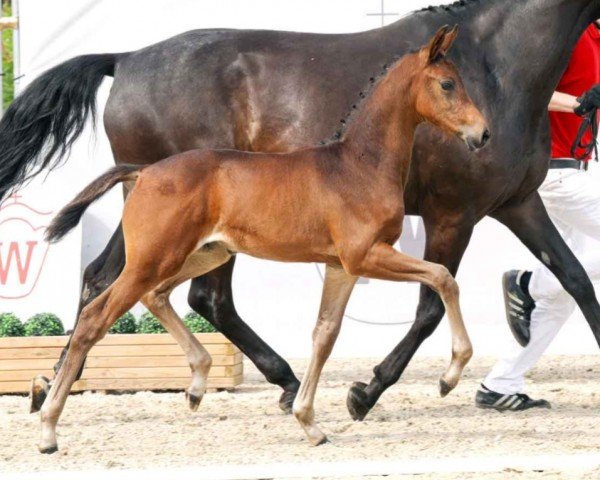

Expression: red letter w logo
xmin=0 ymin=241 xmax=38 ymax=285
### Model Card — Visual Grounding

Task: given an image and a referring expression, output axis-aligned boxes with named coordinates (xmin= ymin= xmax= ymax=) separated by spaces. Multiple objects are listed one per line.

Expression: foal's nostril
xmin=481 ymin=129 xmax=491 ymax=146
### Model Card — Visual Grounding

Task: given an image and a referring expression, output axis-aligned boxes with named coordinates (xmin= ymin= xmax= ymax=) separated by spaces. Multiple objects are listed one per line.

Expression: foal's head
xmin=413 ymin=25 xmax=490 ymax=151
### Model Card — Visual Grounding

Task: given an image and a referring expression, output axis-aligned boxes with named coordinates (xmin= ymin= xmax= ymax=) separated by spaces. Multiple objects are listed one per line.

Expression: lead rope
xmin=571 ymin=106 xmax=599 ymax=162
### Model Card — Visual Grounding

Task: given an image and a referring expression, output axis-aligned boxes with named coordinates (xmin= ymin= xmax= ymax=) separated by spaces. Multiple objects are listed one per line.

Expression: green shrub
xmin=136 ymin=311 xmax=166 ymax=334
xmin=0 ymin=313 xmax=24 ymax=337
xmin=109 ymin=312 xmax=137 ymax=334
xmin=23 ymin=313 xmax=65 ymax=336
xmin=183 ymin=311 xmax=217 ymax=333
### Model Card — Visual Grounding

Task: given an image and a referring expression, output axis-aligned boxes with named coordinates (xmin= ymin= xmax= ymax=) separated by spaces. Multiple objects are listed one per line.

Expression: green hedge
xmin=23 ymin=313 xmax=65 ymax=337
xmin=109 ymin=312 xmax=137 ymax=334
xmin=136 ymin=311 xmax=166 ymax=334
xmin=0 ymin=310 xmax=217 ymax=337
xmin=0 ymin=313 xmax=24 ymax=337
xmin=183 ymin=311 xmax=217 ymax=333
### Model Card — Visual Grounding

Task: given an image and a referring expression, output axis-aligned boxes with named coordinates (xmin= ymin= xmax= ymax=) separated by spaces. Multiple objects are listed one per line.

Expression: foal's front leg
xmin=293 ymin=265 xmax=357 ymax=446
xmin=345 ymin=242 xmax=473 ymax=396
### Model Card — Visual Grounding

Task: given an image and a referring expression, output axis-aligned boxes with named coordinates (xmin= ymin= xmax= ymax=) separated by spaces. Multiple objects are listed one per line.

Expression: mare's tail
xmin=0 ymin=53 xmax=118 ymax=202
xmin=45 ymin=164 xmax=142 ymax=243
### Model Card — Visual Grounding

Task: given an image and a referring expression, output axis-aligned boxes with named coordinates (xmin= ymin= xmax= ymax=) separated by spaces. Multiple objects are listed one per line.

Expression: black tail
xmin=46 ymin=164 xmax=142 ymax=243
xmin=0 ymin=53 xmax=118 ymax=202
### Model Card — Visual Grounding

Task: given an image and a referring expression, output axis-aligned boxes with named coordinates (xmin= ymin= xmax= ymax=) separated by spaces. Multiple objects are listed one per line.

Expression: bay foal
xmin=40 ymin=26 xmax=488 ymax=452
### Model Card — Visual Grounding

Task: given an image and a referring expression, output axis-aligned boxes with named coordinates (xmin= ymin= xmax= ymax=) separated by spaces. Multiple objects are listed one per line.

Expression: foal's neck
xmin=341 ymin=54 xmax=421 ymax=182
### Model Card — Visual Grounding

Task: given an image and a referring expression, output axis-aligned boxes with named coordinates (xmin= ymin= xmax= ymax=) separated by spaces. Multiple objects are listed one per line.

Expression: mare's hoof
xmin=38 ymin=444 xmax=58 ymax=455
xmin=346 ymin=381 xmax=371 ymax=421
xmin=439 ymin=378 xmax=454 ymax=398
xmin=29 ymin=375 xmax=50 ymax=414
xmin=186 ymin=391 xmax=203 ymax=412
xmin=279 ymin=390 xmax=297 ymax=414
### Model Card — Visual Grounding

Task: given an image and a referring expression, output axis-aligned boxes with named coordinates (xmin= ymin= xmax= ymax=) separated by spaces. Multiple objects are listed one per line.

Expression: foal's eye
xmin=441 ymin=80 xmax=455 ymax=91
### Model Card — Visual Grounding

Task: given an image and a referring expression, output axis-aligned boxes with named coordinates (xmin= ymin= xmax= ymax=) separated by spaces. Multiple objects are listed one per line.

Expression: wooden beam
xmin=0 ymin=17 xmax=18 ymax=30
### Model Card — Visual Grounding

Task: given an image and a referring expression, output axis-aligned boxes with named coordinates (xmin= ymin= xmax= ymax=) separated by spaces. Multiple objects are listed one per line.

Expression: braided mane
xmin=321 ymin=0 xmax=484 ymax=145
xmin=419 ymin=0 xmax=482 ymax=14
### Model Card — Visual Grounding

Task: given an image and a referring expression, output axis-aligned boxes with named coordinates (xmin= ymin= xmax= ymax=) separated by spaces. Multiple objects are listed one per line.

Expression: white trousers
xmin=484 ymin=167 xmax=600 ymax=394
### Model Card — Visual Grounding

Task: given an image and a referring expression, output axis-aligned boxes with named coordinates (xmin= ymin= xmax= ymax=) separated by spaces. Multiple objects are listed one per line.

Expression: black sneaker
xmin=475 ymin=384 xmax=551 ymax=411
xmin=502 ymin=270 xmax=535 ymax=347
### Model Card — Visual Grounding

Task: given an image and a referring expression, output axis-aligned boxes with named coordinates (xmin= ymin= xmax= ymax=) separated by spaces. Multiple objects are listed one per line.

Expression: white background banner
xmin=1 ymin=0 xmax=598 ymax=358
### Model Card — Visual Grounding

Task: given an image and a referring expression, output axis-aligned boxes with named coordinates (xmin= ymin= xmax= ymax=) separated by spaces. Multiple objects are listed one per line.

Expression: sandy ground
xmin=0 ymin=355 xmax=598 ymax=478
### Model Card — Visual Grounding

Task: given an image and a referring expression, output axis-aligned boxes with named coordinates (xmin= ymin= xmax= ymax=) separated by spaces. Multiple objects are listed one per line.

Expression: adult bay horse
xmin=2 ymin=0 xmax=600 ymax=420
xmin=39 ymin=28 xmax=485 ymax=453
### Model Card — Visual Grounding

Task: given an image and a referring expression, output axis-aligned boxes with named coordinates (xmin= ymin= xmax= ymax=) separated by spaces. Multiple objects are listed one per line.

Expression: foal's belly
xmin=215 ymin=225 xmax=340 ymax=265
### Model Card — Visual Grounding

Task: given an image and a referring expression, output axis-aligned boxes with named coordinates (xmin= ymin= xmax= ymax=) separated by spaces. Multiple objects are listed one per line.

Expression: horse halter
xmin=571 ymin=106 xmax=599 ymax=162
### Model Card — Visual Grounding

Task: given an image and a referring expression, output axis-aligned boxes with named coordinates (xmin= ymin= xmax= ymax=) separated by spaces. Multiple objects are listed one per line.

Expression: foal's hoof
xmin=279 ymin=390 xmax=297 ymax=414
xmin=38 ymin=444 xmax=58 ymax=455
xmin=186 ymin=391 xmax=203 ymax=412
xmin=438 ymin=378 xmax=454 ymax=398
xmin=29 ymin=375 xmax=50 ymax=414
xmin=312 ymin=434 xmax=330 ymax=447
xmin=347 ymin=381 xmax=371 ymax=421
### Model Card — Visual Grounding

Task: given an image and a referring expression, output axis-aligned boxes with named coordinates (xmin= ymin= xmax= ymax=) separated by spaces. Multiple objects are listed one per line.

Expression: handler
xmin=476 ymin=21 xmax=600 ymax=411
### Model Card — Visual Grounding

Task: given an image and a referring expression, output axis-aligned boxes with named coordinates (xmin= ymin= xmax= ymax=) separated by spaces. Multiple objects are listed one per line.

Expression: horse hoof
xmin=29 ymin=375 xmax=50 ymax=414
xmin=186 ymin=391 xmax=203 ymax=412
xmin=313 ymin=435 xmax=330 ymax=447
xmin=38 ymin=444 xmax=58 ymax=455
xmin=346 ymin=381 xmax=371 ymax=421
xmin=439 ymin=378 xmax=453 ymax=398
xmin=279 ymin=390 xmax=296 ymax=414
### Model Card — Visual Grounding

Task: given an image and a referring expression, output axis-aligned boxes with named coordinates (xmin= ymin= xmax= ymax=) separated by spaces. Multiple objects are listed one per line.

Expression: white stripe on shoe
xmin=507 ymin=291 xmax=524 ymax=305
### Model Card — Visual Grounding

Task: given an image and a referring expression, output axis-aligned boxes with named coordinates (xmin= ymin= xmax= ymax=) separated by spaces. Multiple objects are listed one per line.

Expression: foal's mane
xmin=321 ymin=0 xmax=484 ymax=145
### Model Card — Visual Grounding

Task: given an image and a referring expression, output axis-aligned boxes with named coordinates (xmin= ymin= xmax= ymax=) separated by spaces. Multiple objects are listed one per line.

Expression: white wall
xmin=2 ymin=0 xmax=598 ymax=359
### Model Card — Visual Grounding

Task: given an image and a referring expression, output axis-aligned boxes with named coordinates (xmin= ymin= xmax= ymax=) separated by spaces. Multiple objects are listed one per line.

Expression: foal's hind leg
xmin=30 ymin=226 xmax=126 ymax=414
xmin=293 ymin=265 xmax=356 ymax=446
xmin=142 ymin=246 xmax=232 ymax=411
xmin=39 ymin=270 xmax=155 ymax=453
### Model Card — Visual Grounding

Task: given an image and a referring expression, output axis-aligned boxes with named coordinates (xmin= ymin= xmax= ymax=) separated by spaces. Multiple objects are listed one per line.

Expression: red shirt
xmin=550 ymin=24 xmax=600 ymax=160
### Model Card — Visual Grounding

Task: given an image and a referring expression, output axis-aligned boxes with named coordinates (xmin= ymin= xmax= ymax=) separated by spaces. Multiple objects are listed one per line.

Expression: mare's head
xmin=413 ymin=25 xmax=490 ymax=151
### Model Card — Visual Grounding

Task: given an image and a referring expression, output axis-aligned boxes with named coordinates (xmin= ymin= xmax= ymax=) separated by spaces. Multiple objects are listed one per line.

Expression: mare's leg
xmin=347 ymin=221 xmax=474 ymax=420
xmin=188 ymin=260 xmax=300 ymax=412
xmin=30 ymin=225 xmax=126 ymax=413
xmin=39 ymin=268 xmax=156 ymax=453
xmin=142 ymin=246 xmax=232 ymax=410
xmin=293 ymin=265 xmax=357 ymax=445
xmin=491 ymin=192 xmax=600 ymax=344
xmin=345 ymin=241 xmax=473 ymax=419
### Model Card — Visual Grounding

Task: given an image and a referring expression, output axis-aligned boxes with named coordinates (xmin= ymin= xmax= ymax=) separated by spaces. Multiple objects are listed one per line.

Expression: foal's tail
xmin=46 ymin=164 xmax=143 ymax=243
xmin=0 ymin=53 xmax=118 ymax=203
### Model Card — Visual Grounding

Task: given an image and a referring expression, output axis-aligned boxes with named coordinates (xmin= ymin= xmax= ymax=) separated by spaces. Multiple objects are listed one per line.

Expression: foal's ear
xmin=428 ymin=25 xmax=459 ymax=63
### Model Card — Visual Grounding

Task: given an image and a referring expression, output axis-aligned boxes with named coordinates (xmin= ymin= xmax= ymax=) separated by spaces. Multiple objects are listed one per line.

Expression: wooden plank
xmin=0 ymin=347 xmax=64 ymax=359
xmin=0 ymin=363 xmax=243 ymax=381
xmin=0 ymin=17 xmax=18 ymax=30
xmin=0 ymin=343 xmax=238 ymax=360
xmin=0 ymin=352 xmax=243 ymax=371
xmin=0 ymin=374 xmax=244 ymax=394
xmin=87 ymin=343 xmax=239 ymax=356
xmin=0 ymin=333 xmax=232 ymax=348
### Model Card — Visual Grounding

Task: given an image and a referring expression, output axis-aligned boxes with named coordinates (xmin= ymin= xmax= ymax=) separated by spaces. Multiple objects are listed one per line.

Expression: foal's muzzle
xmin=464 ymin=127 xmax=491 ymax=152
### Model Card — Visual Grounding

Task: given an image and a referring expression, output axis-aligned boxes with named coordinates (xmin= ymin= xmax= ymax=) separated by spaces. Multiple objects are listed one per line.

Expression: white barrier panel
xmin=2 ymin=0 xmax=597 ymax=358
